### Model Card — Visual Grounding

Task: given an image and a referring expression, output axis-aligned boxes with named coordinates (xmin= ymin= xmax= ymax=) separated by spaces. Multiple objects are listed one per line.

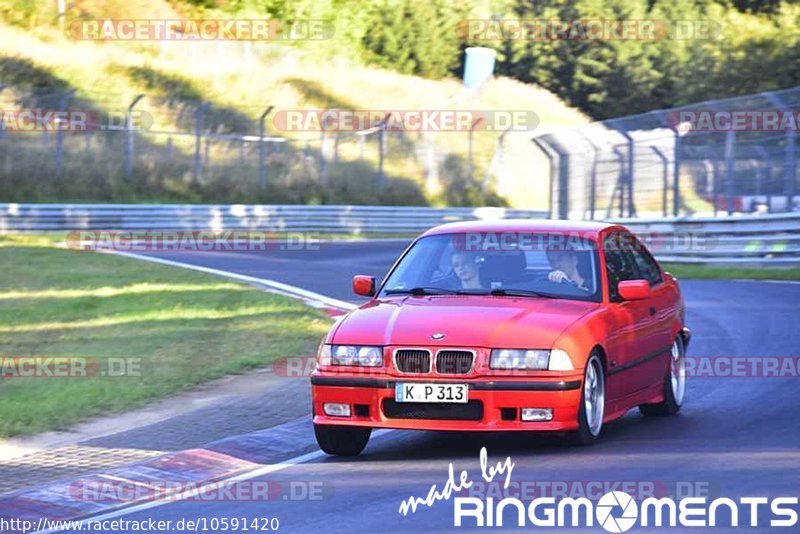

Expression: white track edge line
xmin=110 ymin=250 xmax=357 ymax=311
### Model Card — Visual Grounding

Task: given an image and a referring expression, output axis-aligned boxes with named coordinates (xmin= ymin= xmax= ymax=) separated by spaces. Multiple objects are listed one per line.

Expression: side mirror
xmin=353 ymin=275 xmax=376 ymax=297
xmin=618 ymin=280 xmax=650 ymax=301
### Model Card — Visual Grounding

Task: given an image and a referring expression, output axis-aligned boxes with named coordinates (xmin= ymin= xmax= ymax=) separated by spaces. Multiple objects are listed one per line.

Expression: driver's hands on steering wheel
xmin=548 ymin=270 xmax=571 ymax=283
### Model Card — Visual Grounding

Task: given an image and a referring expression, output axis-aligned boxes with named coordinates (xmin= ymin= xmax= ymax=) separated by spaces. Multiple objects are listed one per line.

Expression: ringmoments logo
xmin=596 ymin=491 xmax=638 ymax=532
xmin=396 ymin=448 xmax=799 ymax=530
xmin=452 ymin=491 xmax=799 ymax=529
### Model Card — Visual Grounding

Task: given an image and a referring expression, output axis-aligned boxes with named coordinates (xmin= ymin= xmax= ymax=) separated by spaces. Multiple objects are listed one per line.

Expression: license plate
xmin=394 ymin=383 xmax=468 ymax=403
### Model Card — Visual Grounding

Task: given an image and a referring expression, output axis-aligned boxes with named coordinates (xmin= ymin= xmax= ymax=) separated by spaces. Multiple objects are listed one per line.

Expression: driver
xmin=451 ymin=251 xmax=483 ymax=289
xmin=546 ymin=244 xmax=590 ymax=291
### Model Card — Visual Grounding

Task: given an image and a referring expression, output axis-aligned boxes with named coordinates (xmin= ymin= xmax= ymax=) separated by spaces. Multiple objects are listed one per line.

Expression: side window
xmin=628 ymin=238 xmax=662 ymax=286
xmin=604 ymin=233 xmax=640 ymax=301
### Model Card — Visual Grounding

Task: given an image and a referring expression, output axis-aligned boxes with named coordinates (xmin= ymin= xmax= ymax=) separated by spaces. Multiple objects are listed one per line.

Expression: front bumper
xmin=311 ymin=374 xmax=583 ymax=431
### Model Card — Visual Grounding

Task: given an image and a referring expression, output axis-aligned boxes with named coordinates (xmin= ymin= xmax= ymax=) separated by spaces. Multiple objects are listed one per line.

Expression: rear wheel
xmin=639 ymin=335 xmax=686 ymax=416
xmin=314 ymin=424 xmax=371 ymax=456
xmin=570 ymin=352 xmax=605 ymax=446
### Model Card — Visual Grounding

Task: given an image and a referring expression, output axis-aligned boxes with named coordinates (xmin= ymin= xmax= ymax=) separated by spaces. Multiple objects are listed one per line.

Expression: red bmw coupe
xmin=311 ymin=220 xmax=690 ymax=455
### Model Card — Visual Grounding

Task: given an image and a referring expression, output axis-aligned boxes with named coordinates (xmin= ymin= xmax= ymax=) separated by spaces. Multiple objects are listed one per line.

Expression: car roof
xmin=420 ymin=219 xmax=622 ymax=239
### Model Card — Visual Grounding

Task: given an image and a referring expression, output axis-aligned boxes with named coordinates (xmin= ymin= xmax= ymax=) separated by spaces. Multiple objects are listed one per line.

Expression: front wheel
xmin=639 ymin=335 xmax=686 ymax=416
xmin=314 ymin=424 xmax=371 ymax=456
xmin=570 ymin=352 xmax=606 ymax=446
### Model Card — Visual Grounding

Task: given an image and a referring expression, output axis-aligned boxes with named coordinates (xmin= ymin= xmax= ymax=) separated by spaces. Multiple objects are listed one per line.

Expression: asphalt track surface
xmin=62 ymin=241 xmax=800 ymax=532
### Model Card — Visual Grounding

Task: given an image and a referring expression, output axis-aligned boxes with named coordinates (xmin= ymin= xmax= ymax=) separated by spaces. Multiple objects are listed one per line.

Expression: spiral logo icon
xmin=596 ymin=491 xmax=638 ymax=533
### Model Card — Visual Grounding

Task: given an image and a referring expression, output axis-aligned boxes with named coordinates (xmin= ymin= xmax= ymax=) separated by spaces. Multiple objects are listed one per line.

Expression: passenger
xmin=451 ymin=251 xmax=483 ymax=289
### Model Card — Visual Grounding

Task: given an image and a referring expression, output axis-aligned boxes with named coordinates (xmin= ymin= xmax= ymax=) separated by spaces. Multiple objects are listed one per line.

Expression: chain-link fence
xmin=0 ymin=86 xmax=511 ymax=206
xmin=533 ymin=87 xmax=800 ymax=219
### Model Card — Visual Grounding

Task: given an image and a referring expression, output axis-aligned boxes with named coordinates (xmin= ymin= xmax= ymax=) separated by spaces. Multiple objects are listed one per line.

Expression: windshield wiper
xmin=384 ymin=287 xmax=457 ymax=296
xmin=485 ymin=288 xmax=555 ymax=298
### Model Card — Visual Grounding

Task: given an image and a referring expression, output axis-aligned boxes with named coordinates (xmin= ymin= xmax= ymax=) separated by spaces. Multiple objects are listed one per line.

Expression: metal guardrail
xmin=0 ymin=203 xmax=546 ymax=234
xmin=1 ymin=204 xmax=797 ymax=265
xmin=615 ymin=211 xmax=800 ymax=265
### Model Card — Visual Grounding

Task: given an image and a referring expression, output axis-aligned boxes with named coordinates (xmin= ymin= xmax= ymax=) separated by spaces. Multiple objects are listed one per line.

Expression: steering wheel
xmin=534 ymin=274 xmax=576 ymax=285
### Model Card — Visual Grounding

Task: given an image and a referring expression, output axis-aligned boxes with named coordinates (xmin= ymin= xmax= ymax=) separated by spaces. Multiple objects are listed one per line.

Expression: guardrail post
xmin=55 ymin=89 xmax=76 ymax=178
xmin=125 ymin=94 xmax=145 ymax=179
xmin=258 ymin=105 xmax=274 ymax=189
xmin=193 ymin=102 xmax=208 ymax=183
xmin=724 ymin=130 xmax=736 ymax=215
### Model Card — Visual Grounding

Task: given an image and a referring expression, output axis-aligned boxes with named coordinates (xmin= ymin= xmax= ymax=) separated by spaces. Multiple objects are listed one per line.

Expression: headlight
xmin=321 ymin=345 xmax=383 ymax=367
xmin=489 ymin=349 xmax=574 ymax=371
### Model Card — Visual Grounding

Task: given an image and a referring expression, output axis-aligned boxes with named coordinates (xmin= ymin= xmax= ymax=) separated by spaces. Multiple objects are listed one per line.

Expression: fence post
xmin=651 ymin=146 xmax=669 ymax=217
xmin=377 ymin=127 xmax=385 ymax=191
xmin=763 ymin=91 xmax=796 ymax=212
xmin=333 ymin=134 xmax=339 ymax=163
xmin=467 ymin=118 xmax=483 ymax=183
xmin=320 ymin=129 xmax=328 ymax=188
xmin=672 ymin=129 xmax=681 ymax=216
xmin=754 ymin=146 xmax=770 ymax=212
xmin=483 ymin=126 xmax=510 ymax=192
xmin=258 ymin=105 xmax=274 ymax=189
xmin=786 ymin=129 xmax=796 ymax=212
xmin=204 ymin=131 xmax=211 ymax=167
xmin=0 ymin=84 xmax=5 ymax=140
xmin=193 ymin=102 xmax=208 ymax=183
xmin=724 ymin=130 xmax=736 ymax=215
xmin=125 ymin=94 xmax=145 ymax=179
xmin=611 ymin=147 xmax=626 ymax=218
xmin=576 ymin=131 xmax=600 ymax=220
xmin=610 ymin=124 xmax=637 ymax=218
xmin=377 ymin=115 xmax=388 ymax=193
xmin=55 ymin=89 xmax=76 ymax=178
xmin=532 ymin=137 xmax=561 ymax=219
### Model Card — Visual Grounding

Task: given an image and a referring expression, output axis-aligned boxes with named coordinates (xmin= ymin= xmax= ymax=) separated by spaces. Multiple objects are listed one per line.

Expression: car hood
xmin=329 ymin=295 xmax=598 ymax=348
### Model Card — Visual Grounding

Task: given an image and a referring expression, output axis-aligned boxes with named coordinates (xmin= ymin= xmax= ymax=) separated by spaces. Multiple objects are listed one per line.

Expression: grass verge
xmin=0 ymin=234 xmax=330 ymax=437
xmin=662 ymin=263 xmax=800 ymax=281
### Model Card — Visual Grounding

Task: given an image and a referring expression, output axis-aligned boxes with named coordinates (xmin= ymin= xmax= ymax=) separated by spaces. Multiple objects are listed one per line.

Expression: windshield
xmin=380 ymin=232 xmax=601 ymax=302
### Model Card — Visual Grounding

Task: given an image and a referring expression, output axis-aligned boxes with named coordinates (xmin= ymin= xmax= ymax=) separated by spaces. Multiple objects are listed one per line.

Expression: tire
xmin=570 ymin=352 xmax=606 ymax=446
xmin=314 ymin=424 xmax=371 ymax=456
xmin=639 ymin=335 xmax=686 ymax=416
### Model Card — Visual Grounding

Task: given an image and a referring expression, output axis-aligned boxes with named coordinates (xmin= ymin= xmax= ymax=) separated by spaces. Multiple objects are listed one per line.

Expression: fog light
xmin=323 ymin=403 xmax=351 ymax=417
xmin=521 ymin=408 xmax=553 ymax=422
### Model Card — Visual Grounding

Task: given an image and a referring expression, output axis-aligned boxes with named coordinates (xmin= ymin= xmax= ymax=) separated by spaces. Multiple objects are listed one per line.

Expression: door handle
xmin=649 ymin=307 xmax=657 ymax=316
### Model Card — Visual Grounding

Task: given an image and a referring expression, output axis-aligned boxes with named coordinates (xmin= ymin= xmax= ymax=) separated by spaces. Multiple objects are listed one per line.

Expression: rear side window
xmin=603 ymin=233 xmax=641 ymax=301
xmin=628 ymin=242 xmax=662 ymax=286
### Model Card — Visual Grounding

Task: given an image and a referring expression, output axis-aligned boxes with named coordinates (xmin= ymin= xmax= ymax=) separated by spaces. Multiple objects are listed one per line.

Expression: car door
xmin=626 ymin=234 xmax=679 ymax=386
xmin=602 ymin=231 xmax=664 ymax=400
